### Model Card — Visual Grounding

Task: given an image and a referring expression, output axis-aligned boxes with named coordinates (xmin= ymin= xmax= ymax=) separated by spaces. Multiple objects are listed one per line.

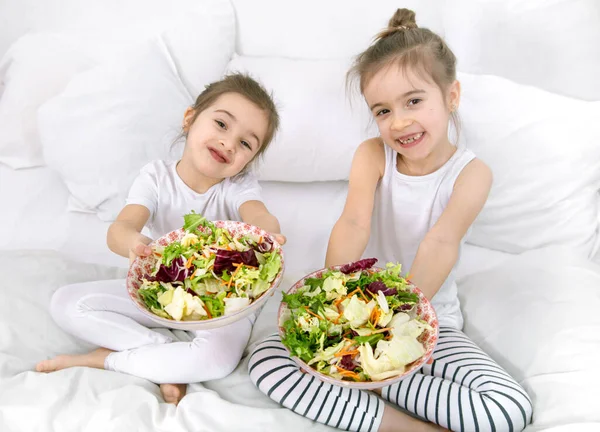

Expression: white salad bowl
xmin=278 ymin=264 xmax=438 ymax=390
xmin=127 ymin=220 xmax=285 ymax=331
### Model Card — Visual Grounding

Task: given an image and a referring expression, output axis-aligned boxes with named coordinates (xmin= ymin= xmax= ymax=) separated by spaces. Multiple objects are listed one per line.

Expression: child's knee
xmin=49 ymin=284 xmax=81 ymax=329
xmin=188 ymin=335 xmax=246 ymax=381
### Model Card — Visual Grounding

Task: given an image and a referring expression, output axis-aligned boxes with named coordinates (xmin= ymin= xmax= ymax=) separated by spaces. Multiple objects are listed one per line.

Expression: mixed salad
xmin=136 ymin=212 xmax=282 ymax=321
xmin=280 ymin=258 xmax=433 ymax=382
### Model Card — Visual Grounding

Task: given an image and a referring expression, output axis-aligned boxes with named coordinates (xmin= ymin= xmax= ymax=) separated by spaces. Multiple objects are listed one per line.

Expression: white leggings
xmin=50 ymin=279 xmax=253 ymax=384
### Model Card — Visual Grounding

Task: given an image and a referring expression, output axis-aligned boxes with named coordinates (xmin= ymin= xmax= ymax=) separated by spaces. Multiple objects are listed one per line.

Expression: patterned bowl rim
xmin=277 ymin=265 xmax=439 ymax=386
xmin=126 ymin=220 xmax=285 ymax=325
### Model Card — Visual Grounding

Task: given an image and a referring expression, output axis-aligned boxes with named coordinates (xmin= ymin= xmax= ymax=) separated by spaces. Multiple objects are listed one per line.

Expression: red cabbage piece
xmin=152 ymin=256 xmax=191 ymax=283
xmin=340 ymin=355 xmax=358 ymax=371
xmin=254 ymin=236 xmax=273 ymax=253
xmin=213 ymin=249 xmax=259 ymax=274
xmin=339 ymin=258 xmax=378 ymax=274
xmin=365 ymin=281 xmax=397 ymax=296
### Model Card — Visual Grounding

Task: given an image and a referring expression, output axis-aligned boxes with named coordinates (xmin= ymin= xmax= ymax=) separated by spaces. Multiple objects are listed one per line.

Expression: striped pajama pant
xmin=249 ymin=327 xmax=533 ymax=432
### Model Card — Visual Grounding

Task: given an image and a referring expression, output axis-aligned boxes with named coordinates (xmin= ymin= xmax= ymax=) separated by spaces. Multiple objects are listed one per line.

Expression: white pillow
xmin=39 ymin=3 xmax=236 ymax=221
xmin=38 ymin=39 xmax=192 ymax=220
xmin=459 ymin=72 xmax=600 ymax=255
xmin=458 ymin=248 xmax=600 ymax=429
xmin=161 ymin=0 xmax=235 ymax=96
xmin=39 ymin=38 xmax=193 ymax=221
xmin=443 ymin=0 xmax=600 ymax=101
xmin=225 ymin=55 xmax=377 ymax=182
xmin=0 ymin=34 xmax=95 ymax=169
xmin=231 ymin=0 xmax=444 ymax=58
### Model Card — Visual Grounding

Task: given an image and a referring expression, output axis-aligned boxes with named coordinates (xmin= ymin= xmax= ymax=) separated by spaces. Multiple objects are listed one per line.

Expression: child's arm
xmin=409 ymin=159 xmax=492 ymax=300
xmin=325 ymin=139 xmax=385 ymax=267
xmin=239 ymin=201 xmax=286 ymax=245
xmin=107 ymin=204 xmax=152 ymax=261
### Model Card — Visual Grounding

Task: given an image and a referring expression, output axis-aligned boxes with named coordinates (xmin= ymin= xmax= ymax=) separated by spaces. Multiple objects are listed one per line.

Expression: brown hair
xmin=348 ymin=8 xmax=459 ymax=136
xmin=183 ymin=73 xmax=279 ymax=160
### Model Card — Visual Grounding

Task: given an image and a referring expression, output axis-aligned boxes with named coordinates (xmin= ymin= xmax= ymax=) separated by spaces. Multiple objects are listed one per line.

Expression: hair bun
xmin=389 ymin=8 xmax=417 ymax=29
xmin=375 ymin=8 xmax=418 ymax=40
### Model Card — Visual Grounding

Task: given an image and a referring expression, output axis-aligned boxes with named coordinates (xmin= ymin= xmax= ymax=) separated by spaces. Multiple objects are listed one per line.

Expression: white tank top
xmin=364 ymin=144 xmax=476 ymax=329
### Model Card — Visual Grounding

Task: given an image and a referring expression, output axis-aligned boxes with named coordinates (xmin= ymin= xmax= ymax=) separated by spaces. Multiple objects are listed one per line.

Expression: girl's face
xmin=363 ymin=63 xmax=459 ymax=164
xmin=183 ymin=92 xmax=268 ymax=179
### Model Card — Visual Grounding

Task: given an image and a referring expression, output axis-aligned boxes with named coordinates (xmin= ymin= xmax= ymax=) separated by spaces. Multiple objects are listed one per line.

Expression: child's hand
xmin=271 ymin=233 xmax=287 ymax=246
xmin=128 ymin=236 xmax=153 ymax=265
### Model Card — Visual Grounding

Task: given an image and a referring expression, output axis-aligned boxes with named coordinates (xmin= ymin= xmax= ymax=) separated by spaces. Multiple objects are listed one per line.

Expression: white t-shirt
xmin=126 ymin=160 xmax=262 ymax=239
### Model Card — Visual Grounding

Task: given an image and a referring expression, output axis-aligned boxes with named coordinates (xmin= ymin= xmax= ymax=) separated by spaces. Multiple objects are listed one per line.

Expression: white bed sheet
xmin=0 ymin=250 xmax=334 ymax=432
xmin=2 ymin=247 xmax=599 ymax=432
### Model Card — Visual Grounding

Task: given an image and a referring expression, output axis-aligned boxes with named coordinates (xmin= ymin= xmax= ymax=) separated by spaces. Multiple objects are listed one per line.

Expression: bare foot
xmin=35 ymin=348 xmax=113 ymax=373
xmin=160 ymin=383 xmax=187 ymax=405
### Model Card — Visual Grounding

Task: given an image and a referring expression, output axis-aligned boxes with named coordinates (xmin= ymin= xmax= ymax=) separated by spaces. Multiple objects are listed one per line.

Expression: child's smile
xmin=208 ymin=146 xmax=230 ymax=164
xmin=396 ymin=131 xmax=425 ymax=148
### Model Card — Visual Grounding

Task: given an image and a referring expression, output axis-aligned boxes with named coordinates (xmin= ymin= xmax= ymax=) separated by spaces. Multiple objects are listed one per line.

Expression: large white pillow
xmin=0 ymin=34 xmax=95 ymax=169
xmin=458 ymin=248 xmax=600 ymax=430
xmin=0 ymin=0 xmax=234 ymax=171
xmin=459 ymin=72 xmax=600 ymax=255
xmin=225 ymin=55 xmax=377 ymax=182
xmin=443 ymin=0 xmax=600 ymax=101
xmin=39 ymin=37 xmax=192 ymax=221
xmin=231 ymin=0 xmax=443 ymax=58
xmin=39 ymin=1 xmax=235 ymax=221
xmin=161 ymin=0 xmax=235 ymax=96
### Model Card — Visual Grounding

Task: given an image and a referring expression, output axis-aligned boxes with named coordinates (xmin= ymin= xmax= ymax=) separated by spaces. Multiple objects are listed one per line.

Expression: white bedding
xmin=0 ymin=250 xmax=333 ymax=432
xmin=0 ymin=165 xmax=120 ymax=266
xmin=2 ymin=246 xmax=598 ymax=432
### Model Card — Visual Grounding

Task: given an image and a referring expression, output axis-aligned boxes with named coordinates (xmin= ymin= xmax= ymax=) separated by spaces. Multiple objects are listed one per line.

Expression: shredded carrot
xmin=335 ymin=367 xmax=361 ymax=380
xmin=227 ymin=265 xmax=243 ymax=290
xmin=369 ymin=306 xmax=381 ymax=326
xmin=369 ymin=306 xmax=377 ymax=323
xmin=226 ymin=292 xmax=233 ymax=298
xmin=303 ymin=306 xmax=324 ymax=321
xmin=185 ymin=256 xmax=194 ymax=269
xmin=346 ymin=288 xmax=361 ymax=298
xmin=232 ymin=262 xmax=258 ymax=269
xmin=203 ymin=304 xmax=213 ymax=319
xmin=357 ymin=288 xmax=369 ymax=303
xmin=334 ymin=288 xmax=358 ymax=312
xmin=334 ymin=349 xmax=359 ymax=358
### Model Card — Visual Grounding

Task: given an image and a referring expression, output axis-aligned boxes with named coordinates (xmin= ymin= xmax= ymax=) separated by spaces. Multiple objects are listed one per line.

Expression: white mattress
xmin=0 ymin=164 xmax=513 ymax=276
